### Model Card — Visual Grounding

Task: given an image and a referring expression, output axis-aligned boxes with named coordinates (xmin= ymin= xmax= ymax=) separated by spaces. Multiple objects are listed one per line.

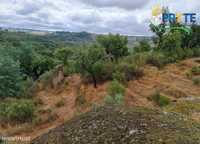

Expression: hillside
xmin=1 ymin=1 xmax=200 ymax=144
xmin=1 ymin=58 xmax=200 ymax=143
xmin=0 ymin=26 xmax=200 ymax=144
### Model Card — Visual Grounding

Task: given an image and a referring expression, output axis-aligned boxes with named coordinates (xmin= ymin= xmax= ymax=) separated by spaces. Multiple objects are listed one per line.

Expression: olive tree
xmin=76 ymin=45 xmax=105 ymax=88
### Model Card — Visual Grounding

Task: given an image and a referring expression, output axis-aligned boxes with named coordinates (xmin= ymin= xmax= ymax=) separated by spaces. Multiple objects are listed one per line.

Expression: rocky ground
xmin=32 ymin=105 xmax=200 ymax=144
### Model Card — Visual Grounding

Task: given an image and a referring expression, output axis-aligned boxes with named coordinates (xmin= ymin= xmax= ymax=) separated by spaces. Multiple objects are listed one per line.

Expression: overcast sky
xmin=0 ymin=0 xmax=199 ymax=35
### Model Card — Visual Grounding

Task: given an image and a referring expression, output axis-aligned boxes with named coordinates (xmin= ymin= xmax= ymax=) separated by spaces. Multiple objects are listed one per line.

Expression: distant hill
xmin=0 ymin=28 xmax=152 ymax=47
xmin=47 ymin=31 xmax=95 ymax=44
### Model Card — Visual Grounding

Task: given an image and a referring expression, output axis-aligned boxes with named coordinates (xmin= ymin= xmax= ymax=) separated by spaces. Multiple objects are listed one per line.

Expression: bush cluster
xmin=146 ymin=52 xmax=165 ymax=68
xmin=0 ymin=99 xmax=36 ymax=123
xmin=191 ymin=66 xmax=200 ymax=75
xmin=114 ymin=62 xmax=143 ymax=82
xmin=192 ymin=77 xmax=200 ymax=86
xmin=186 ymin=66 xmax=200 ymax=80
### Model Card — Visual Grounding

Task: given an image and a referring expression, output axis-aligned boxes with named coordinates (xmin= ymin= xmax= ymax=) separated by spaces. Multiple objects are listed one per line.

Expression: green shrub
xmin=105 ymin=95 xmax=115 ymax=104
xmin=183 ymin=48 xmax=194 ymax=58
xmin=63 ymin=60 xmax=77 ymax=76
xmin=132 ymin=53 xmax=148 ymax=67
xmin=163 ymin=47 xmax=193 ymax=64
xmin=0 ymin=99 xmax=36 ymax=122
xmin=158 ymin=96 xmax=170 ymax=107
xmin=133 ymin=40 xmax=151 ymax=53
xmin=185 ymin=71 xmax=193 ymax=79
xmin=172 ymin=47 xmax=186 ymax=60
xmin=164 ymin=53 xmax=179 ymax=64
xmin=38 ymin=70 xmax=54 ymax=89
xmin=105 ymin=80 xmax=125 ymax=105
xmin=98 ymin=61 xmax=115 ymax=82
xmin=107 ymin=80 xmax=125 ymax=97
xmin=146 ymin=52 xmax=165 ymax=68
xmin=21 ymin=78 xmax=38 ymax=97
xmin=115 ymin=62 xmax=143 ymax=81
xmin=112 ymin=71 xmax=126 ymax=84
xmin=191 ymin=66 xmax=200 ymax=75
xmin=192 ymin=77 xmax=200 ymax=85
xmin=149 ymin=91 xmax=171 ymax=107
xmin=160 ymin=31 xmax=182 ymax=53
xmin=185 ymin=66 xmax=200 ymax=79
xmin=164 ymin=48 xmax=194 ymax=63
xmin=105 ymin=94 xmax=123 ymax=105
xmin=63 ymin=65 xmax=73 ymax=76
xmin=193 ymin=48 xmax=200 ymax=57
xmin=159 ymin=30 xmax=193 ymax=63
xmin=32 ymin=117 xmax=43 ymax=126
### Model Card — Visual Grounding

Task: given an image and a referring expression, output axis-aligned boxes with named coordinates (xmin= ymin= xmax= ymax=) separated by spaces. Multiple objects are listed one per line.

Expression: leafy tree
xmin=54 ymin=47 xmax=73 ymax=65
xmin=16 ymin=42 xmax=56 ymax=80
xmin=17 ymin=43 xmax=35 ymax=77
xmin=31 ymin=54 xmax=55 ymax=80
xmin=97 ymin=34 xmax=128 ymax=61
xmin=0 ymin=42 xmax=54 ymax=80
xmin=0 ymin=55 xmax=23 ymax=98
xmin=76 ymin=45 xmax=105 ymax=88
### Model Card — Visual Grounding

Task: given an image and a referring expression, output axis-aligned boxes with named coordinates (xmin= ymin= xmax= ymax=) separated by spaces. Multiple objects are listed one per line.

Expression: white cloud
xmin=77 ymin=0 xmax=149 ymax=10
xmin=0 ymin=0 xmax=199 ymax=35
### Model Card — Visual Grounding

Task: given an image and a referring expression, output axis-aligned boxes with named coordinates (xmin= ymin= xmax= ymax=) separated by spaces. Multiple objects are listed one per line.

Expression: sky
xmin=0 ymin=0 xmax=199 ymax=35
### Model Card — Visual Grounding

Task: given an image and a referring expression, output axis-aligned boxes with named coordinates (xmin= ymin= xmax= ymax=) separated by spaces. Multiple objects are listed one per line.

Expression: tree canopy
xmin=97 ymin=34 xmax=128 ymax=61
xmin=76 ymin=45 xmax=105 ymax=88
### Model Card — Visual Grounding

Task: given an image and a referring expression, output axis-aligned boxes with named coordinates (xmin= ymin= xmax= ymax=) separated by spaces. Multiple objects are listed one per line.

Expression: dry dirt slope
xmin=125 ymin=58 xmax=200 ymax=107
